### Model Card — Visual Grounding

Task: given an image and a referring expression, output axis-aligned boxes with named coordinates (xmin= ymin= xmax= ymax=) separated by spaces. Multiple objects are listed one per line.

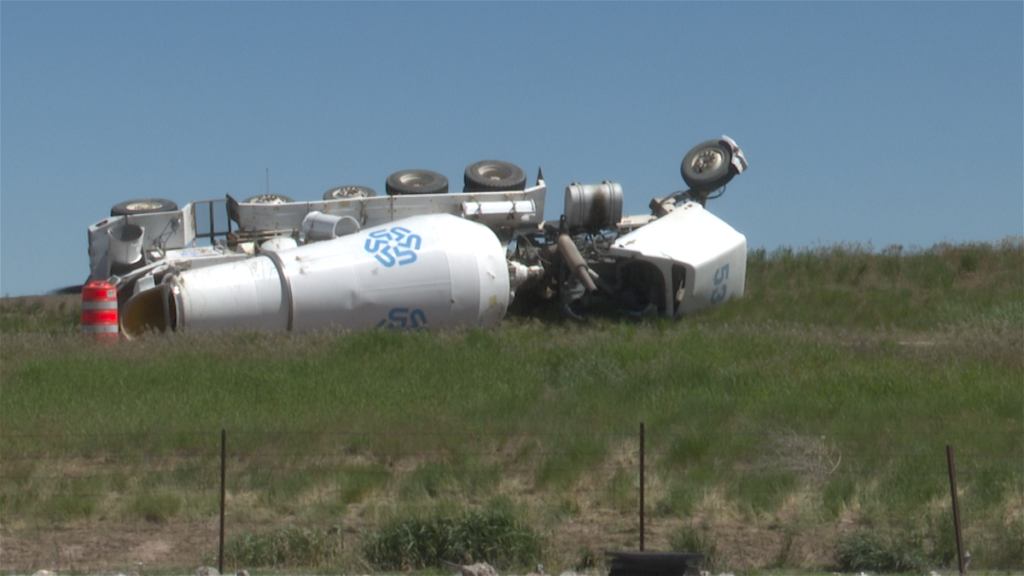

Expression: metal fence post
xmin=640 ymin=422 xmax=645 ymax=552
xmin=220 ymin=429 xmax=227 ymax=574
xmin=947 ymin=444 xmax=966 ymax=576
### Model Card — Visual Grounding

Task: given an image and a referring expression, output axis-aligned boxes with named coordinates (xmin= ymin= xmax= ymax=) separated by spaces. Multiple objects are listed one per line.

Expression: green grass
xmin=400 ymin=458 xmax=501 ymax=502
xmin=832 ymin=530 xmax=927 ymax=573
xmin=1 ymin=240 xmax=1021 ymax=571
xmin=362 ymin=503 xmax=544 ymax=571
xmin=223 ymin=526 xmax=344 ymax=569
xmin=0 ymin=295 xmax=80 ymax=334
xmin=34 ymin=475 xmax=103 ymax=523
xmin=669 ymin=524 xmax=719 ymax=573
xmin=731 ymin=471 xmax=798 ymax=516
xmin=123 ymin=491 xmax=182 ymax=523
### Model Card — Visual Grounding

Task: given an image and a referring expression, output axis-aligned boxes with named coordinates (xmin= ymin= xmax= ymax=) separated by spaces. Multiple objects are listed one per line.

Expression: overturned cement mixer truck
xmin=84 ymin=136 xmax=748 ymax=339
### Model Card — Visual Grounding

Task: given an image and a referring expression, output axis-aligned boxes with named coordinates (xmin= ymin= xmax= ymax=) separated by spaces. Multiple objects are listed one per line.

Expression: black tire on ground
xmin=323 ymin=185 xmax=376 ymax=200
xmin=110 ymin=198 xmax=179 ymax=217
xmin=463 ymin=160 xmax=527 ymax=192
xmin=680 ymin=140 xmax=736 ymax=193
xmin=605 ymin=552 xmax=705 ymax=576
xmin=385 ymin=169 xmax=448 ymax=195
xmin=242 ymin=194 xmax=295 ymax=204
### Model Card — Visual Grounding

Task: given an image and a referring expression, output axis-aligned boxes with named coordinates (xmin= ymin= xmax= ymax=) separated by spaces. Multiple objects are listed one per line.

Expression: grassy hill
xmin=1 ymin=240 xmax=1021 ymax=573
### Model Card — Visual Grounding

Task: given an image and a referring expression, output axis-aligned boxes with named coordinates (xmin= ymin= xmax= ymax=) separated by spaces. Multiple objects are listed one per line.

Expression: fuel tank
xmin=120 ymin=214 xmax=510 ymax=337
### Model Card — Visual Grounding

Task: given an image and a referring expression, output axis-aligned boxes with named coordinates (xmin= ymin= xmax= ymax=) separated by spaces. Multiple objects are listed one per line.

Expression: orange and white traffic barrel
xmin=81 ymin=280 xmax=119 ymax=341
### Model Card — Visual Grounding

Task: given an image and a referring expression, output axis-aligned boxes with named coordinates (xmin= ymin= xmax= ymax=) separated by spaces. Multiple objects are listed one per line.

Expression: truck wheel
xmin=243 ymin=194 xmax=294 ymax=204
xmin=386 ymin=169 xmax=448 ymax=195
xmin=110 ymin=198 xmax=179 ymax=217
xmin=464 ymin=160 xmax=527 ymax=192
xmin=681 ymin=140 xmax=736 ymax=193
xmin=323 ymin=185 xmax=376 ymax=200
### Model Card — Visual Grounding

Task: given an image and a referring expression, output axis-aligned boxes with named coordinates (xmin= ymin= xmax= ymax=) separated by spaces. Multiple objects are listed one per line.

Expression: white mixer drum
xmin=281 ymin=213 xmax=510 ymax=331
xmin=121 ymin=214 xmax=510 ymax=337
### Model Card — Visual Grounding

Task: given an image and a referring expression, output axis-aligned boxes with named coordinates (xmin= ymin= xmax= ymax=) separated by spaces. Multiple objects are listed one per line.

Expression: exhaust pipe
xmin=557 ymin=233 xmax=598 ymax=293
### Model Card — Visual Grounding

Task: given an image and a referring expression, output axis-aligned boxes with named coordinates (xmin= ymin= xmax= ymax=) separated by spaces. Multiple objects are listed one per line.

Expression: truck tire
xmin=681 ymin=140 xmax=736 ymax=193
xmin=606 ymin=551 xmax=704 ymax=576
xmin=110 ymin=198 xmax=179 ymax=217
xmin=463 ymin=160 xmax=527 ymax=192
xmin=243 ymin=194 xmax=294 ymax=204
xmin=386 ymin=169 xmax=448 ymax=195
xmin=324 ymin=185 xmax=376 ymax=200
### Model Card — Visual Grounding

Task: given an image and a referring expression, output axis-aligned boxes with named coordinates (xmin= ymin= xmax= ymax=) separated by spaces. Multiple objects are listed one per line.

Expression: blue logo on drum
xmin=364 ymin=226 xmax=422 ymax=267
xmin=378 ymin=307 xmax=427 ymax=329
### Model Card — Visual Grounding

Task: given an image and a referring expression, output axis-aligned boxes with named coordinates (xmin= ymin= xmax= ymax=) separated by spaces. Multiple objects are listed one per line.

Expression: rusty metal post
xmin=220 ymin=429 xmax=227 ymax=574
xmin=640 ymin=422 xmax=645 ymax=551
xmin=947 ymin=444 xmax=966 ymax=576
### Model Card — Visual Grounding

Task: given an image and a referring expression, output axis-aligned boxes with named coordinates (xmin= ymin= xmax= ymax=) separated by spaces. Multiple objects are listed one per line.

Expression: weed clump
xmin=125 ymin=491 xmax=181 ymax=523
xmin=669 ymin=525 xmax=719 ymax=573
xmin=223 ymin=526 xmax=342 ymax=569
xmin=832 ymin=530 xmax=926 ymax=573
xmin=362 ymin=506 xmax=544 ymax=571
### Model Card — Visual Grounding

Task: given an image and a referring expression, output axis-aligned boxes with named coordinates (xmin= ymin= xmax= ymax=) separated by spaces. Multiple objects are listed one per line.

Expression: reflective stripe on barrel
xmin=81 ymin=280 xmax=119 ymax=339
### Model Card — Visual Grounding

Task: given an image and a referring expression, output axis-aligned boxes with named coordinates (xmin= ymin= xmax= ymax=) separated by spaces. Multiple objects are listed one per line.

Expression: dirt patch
xmin=1 ymin=520 xmax=218 ymax=573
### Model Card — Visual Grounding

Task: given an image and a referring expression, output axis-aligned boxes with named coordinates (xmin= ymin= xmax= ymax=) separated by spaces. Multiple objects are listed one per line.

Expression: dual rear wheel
xmin=385 ymin=160 xmax=526 ymax=196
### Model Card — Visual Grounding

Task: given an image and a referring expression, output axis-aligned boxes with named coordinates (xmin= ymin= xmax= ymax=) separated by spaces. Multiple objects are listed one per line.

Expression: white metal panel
xmin=461 ymin=200 xmax=536 ymax=225
xmin=608 ymin=202 xmax=746 ymax=315
xmin=88 ymin=205 xmax=193 ymax=280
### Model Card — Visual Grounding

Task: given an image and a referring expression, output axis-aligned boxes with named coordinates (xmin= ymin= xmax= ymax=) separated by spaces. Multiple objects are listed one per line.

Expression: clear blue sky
xmin=2 ymin=2 xmax=1021 ymax=297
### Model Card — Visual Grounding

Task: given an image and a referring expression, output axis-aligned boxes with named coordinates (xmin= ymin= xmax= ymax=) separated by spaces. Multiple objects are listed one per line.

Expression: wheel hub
xmin=246 ymin=194 xmax=289 ymax=204
xmin=399 ymin=175 xmax=430 ymax=186
xmin=690 ymin=150 xmax=724 ymax=174
xmin=125 ymin=201 xmax=162 ymax=211
xmin=476 ymin=164 xmax=510 ymax=181
xmin=333 ymin=187 xmax=366 ymax=198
